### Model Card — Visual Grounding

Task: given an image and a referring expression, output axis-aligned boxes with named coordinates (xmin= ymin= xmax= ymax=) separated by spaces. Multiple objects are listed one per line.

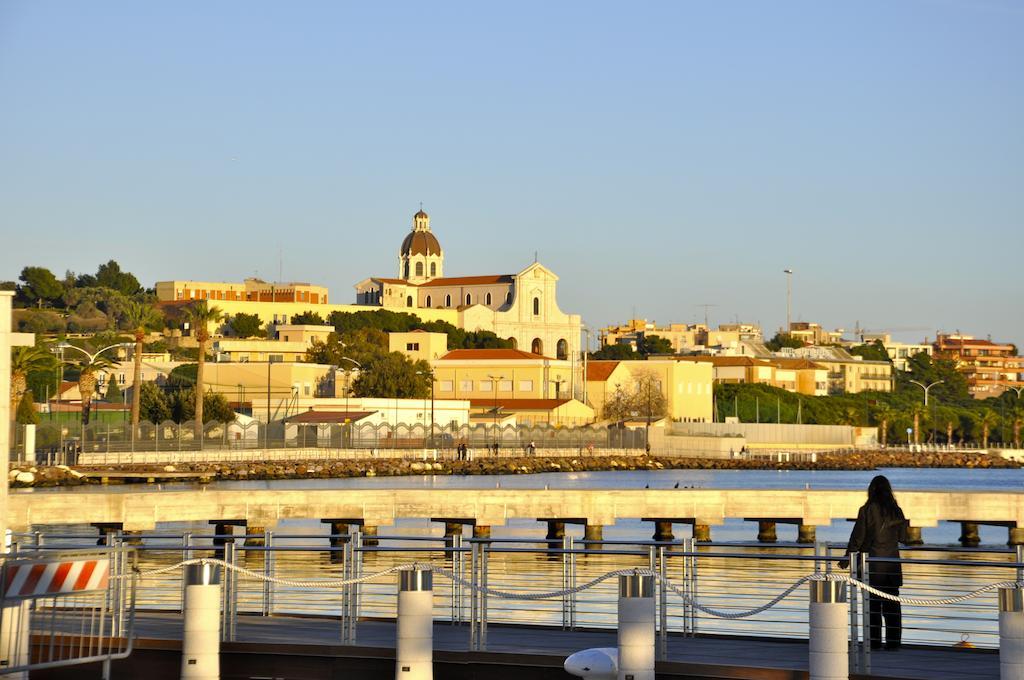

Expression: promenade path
xmin=118 ymin=610 xmax=996 ymax=679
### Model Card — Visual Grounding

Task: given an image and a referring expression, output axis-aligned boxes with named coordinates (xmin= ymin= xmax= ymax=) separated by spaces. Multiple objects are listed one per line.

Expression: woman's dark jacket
xmin=845 ymin=502 xmax=908 ymax=588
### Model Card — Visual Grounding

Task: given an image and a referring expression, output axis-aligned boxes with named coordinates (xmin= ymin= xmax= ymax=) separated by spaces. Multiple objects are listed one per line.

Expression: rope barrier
xmin=128 ymin=559 xmax=1024 ymax=617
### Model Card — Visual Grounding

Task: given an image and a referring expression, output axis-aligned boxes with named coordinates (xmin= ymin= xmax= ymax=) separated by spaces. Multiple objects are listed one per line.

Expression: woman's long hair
xmin=867 ymin=475 xmax=902 ymax=518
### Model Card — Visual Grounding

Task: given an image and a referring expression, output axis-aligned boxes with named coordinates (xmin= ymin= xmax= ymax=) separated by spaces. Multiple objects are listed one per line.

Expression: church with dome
xmin=354 ymin=209 xmax=582 ymax=361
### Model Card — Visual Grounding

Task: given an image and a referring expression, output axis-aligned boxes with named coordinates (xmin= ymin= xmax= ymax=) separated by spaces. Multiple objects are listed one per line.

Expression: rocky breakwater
xmin=6 ymin=450 xmax=1020 ymax=488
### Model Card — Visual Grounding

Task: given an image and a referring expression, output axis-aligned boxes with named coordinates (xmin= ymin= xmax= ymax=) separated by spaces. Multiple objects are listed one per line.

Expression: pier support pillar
xmin=999 ymin=586 xmax=1024 ymax=680
xmin=396 ymin=567 xmax=433 ymax=680
xmin=617 ymin=573 xmax=655 ymax=680
xmin=652 ymin=521 xmax=674 ymax=542
xmin=472 ymin=525 xmax=491 ymax=540
xmin=321 ymin=520 xmax=351 ymax=564
xmin=546 ymin=521 xmax=565 ymax=541
xmin=362 ymin=525 xmax=379 ymax=547
xmin=905 ymin=526 xmax=924 ymax=546
xmin=245 ymin=526 xmax=266 ymax=547
xmin=693 ymin=524 xmax=711 ymax=543
xmin=798 ymin=525 xmax=817 ymax=545
xmin=91 ymin=522 xmax=123 ymax=547
xmin=809 ymin=579 xmax=849 ymax=680
xmin=1009 ymin=528 xmax=1024 ymax=547
xmin=181 ymin=562 xmax=221 ymax=680
xmin=758 ymin=521 xmax=778 ymax=543
xmin=584 ymin=524 xmax=604 ymax=543
xmin=960 ymin=522 xmax=981 ymax=548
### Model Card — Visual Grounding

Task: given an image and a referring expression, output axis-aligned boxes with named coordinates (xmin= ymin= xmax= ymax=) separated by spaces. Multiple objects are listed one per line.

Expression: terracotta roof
xmin=769 ymin=358 xmax=826 ymax=370
xmin=469 ymin=398 xmax=574 ymax=411
xmin=439 ymin=348 xmax=550 ymax=361
xmin=674 ymin=356 xmax=767 ymax=367
xmin=400 ymin=230 xmax=442 ymax=257
xmin=418 ymin=274 xmax=514 ymax=288
xmin=585 ymin=361 xmax=620 ymax=382
xmin=284 ymin=410 xmax=376 ymax=424
xmin=374 ymin=277 xmax=409 ymax=285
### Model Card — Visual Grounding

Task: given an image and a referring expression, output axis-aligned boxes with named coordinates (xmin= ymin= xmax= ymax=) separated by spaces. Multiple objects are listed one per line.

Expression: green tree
xmin=638 ymin=335 xmax=673 ymax=356
xmin=95 ymin=260 xmax=142 ymax=296
xmin=972 ymin=409 xmax=1000 ymax=449
xmin=170 ymin=388 xmax=235 ymax=424
xmin=138 ymin=382 xmax=171 ymax=424
xmin=18 ymin=266 xmax=63 ymax=307
xmin=1009 ymin=405 xmax=1024 ymax=449
xmin=899 ymin=353 xmax=970 ymax=403
xmin=290 ymin=311 xmax=326 ymax=325
xmin=351 ymin=353 xmax=431 ymax=399
xmin=74 ymin=354 xmax=114 ymax=425
xmin=10 ymin=346 xmax=55 ymax=419
xmin=184 ymin=301 xmax=223 ymax=440
xmin=15 ymin=390 xmax=38 ymax=425
xmin=105 ymin=379 xmax=123 ymax=404
xmin=870 ymin=403 xmax=895 ymax=447
xmin=601 ymin=372 xmax=668 ymax=423
xmin=765 ymin=333 xmax=804 ymax=351
xmin=849 ymin=340 xmax=891 ymax=363
xmin=229 ymin=313 xmax=264 ymax=338
xmin=589 ymin=343 xmax=640 ymax=360
xmin=120 ymin=300 xmax=164 ymax=431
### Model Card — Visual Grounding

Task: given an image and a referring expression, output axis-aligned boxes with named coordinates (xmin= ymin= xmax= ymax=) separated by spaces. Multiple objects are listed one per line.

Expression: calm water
xmin=20 ymin=468 xmax=1022 ymax=647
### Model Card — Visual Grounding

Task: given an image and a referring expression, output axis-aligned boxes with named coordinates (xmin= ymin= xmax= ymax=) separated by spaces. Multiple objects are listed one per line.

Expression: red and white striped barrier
xmin=2 ymin=558 xmax=110 ymax=599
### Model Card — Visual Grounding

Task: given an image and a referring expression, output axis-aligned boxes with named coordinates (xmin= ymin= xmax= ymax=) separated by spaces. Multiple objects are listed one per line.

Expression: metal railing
xmin=10 ymin=529 xmax=1017 ymax=661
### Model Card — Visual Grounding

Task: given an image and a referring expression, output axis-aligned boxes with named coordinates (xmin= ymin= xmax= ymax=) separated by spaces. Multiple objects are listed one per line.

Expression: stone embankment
xmin=7 ymin=450 xmax=1019 ymax=488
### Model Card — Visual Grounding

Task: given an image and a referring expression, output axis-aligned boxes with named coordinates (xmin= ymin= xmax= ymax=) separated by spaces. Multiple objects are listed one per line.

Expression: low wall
xmin=76 ymin=447 xmax=644 ymax=466
xmin=670 ymin=422 xmax=868 ymax=447
xmin=648 ymin=432 xmax=746 ymax=459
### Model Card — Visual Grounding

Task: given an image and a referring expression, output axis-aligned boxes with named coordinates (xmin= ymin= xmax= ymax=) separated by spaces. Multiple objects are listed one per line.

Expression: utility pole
xmin=695 ymin=304 xmax=717 ymax=328
xmin=783 ymin=269 xmax=794 ymax=333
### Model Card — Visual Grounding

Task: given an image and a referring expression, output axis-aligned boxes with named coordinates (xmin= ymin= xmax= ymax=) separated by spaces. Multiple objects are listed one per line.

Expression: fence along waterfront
xmin=13 ymin=529 xmax=1022 ymax=662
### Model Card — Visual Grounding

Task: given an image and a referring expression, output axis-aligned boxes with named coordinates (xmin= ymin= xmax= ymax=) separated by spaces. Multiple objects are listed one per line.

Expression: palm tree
xmin=933 ymin=406 xmax=959 ymax=447
xmin=910 ymin=403 xmax=929 ymax=446
xmin=75 ymin=355 xmax=115 ymax=426
xmin=1009 ymin=405 xmax=1024 ymax=449
xmin=871 ymin=404 xmax=894 ymax=447
xmin=10 ymin=346 xmax=55 ymax=419
xmin=839 ymin=405 xmax=861 ymax=427
xmin=973 ymin=409 xmax=1000 ymax=449
xmin=121 ymin=301 xmax=163 ymax=432
xmin=184 ymin=301 xmax=224 ymax=441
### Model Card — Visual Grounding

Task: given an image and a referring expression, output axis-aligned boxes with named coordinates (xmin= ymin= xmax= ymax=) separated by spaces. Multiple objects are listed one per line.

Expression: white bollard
xmin=617 ymin=573 xmax=655 ymax=680
xmin=22 ymin=425 xmax=34 ymax=465
xmin=182 ymin=563 xmax=221 ymax=680
xmin=396 ymin=567 xmax=433 ymax=680
xmin=1000 ymin=586 xmax=1024 ymax=679
xmin=809 ymin=580 xmax=849 ymax=680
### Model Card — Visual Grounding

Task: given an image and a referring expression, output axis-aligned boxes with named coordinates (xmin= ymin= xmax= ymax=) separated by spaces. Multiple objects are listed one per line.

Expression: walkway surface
xmin=126 ymin=611 xmax=998 ymax=679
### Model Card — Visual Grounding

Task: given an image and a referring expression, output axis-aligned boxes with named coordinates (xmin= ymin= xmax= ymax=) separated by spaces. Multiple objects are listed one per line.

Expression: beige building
xmin=156 ymin=278 xmax=330 ymax=305
xmin=858 ymin=333 xmax=933 ymax=372
xmin=466 ymin=397 xmax=594 ymax=426
xmin=669 ymin=355 xmax=828 ymax=397
xmin=791 ymin=346 xmax=892 ymax=394
xmin=354 ymin=210 xmax=583 ymax=363
xmin=431 ymin=348 xmax=576 ymax=401
xmin=787 ymin=322 xmax=844 ymax=346
xmin=586 ymin=359 xmax=714 ymax=422
xmin=389 ymin=330 xmax=449 ymax=363
xmin=211 ymin=324 xmax=335 ymax=363
xmin=601 ymin=319 xmax=762 ymax=354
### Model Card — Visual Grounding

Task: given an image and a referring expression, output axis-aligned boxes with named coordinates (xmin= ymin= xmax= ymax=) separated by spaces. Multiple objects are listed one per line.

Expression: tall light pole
xmin=53 ymin=341 xmax=131 ymax=427
xmin=581 ymin=326 xmax=591 ymax=406
xmin=783 ymin=269 xmax=793 ymax=333
xmin=417 ymin=369 xmax=435 ymax=448
xmin=488 ymin=374 xmax=504 ymax=451
xmin=909 ymin=379 xmax=943 ymax=406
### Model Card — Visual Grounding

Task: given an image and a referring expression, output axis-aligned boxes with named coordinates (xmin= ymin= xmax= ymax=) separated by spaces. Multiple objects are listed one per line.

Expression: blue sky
xmin=1 ymin=1 xmax=1021 ymax=345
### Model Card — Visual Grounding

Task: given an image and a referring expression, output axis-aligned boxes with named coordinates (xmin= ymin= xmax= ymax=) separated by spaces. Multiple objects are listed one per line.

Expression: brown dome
xmin=400 ymin=230 xmax=442 ymax=256
xmin=414 ymin=209 xmax=429 ymax=219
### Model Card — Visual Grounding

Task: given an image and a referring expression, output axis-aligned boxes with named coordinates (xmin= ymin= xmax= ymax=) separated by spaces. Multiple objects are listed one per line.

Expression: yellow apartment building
xmin=786 ymin=322 xmax=844 ymax=346
xmin=585 ymin=359 xmax=714 ymax=422
xmin=669 ymin=356 xmax=828 ymax=396
xmin=600 ymin=319 xmax=763 ymax=353
xmin=389 ymin=330 xmax=449 ymax=363
xmin=791 ymin=347 xmax=893 ymax=394
xmin=156 ymin=278 xmax=331 ymax=305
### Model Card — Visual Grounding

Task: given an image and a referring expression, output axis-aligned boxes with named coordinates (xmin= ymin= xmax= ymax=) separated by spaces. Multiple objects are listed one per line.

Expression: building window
xmin=425 ymin=295 xmax=432 ymax=307
xmin=498 ymin=380 xmax=512 ymax=392
xmin=533 ymin=297 xmax=540 ymax=315
xmin=506 ymin=292 xmax=512 ymax=305
xmin=439 ymin=380 xmax=454 ymax=392
xmin=556 ymin=338 xmax=568 ymax=360
xmin=485 ymin=292 xmax=492 ymax=305
xmin=304 ymin=383 xmax=311 ymax=396
xmin=445 ymin=294 xmax=452 ymax=307
xmin=466 ymin=293 xmax=472 ymax=305
xmin=407 ymin=295 xmax=413 ymax=307
xmin=406 ymin=343 xmax=420 ymax=351
xmin=480 ymin=380 xmax=493 ymax=392
xmin=459 ymin=380 xmax=473 ymax=392
xmin=404 ymin=263 xmax=410 ymax=279
xmin=508 ymin=337 xmax=517 ymax=349
xmin=430 ymin=262 xmax=437 ymax=277
xmin=518 ymin=380 xmax=534 ymax=392
xmin=415 ymin=262 xmax=424 ymax=277
xmin=531 ymin=338 xmax=544 ymax=355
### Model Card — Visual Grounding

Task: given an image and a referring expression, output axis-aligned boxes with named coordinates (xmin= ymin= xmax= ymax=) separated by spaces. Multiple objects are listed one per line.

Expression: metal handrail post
xmin=569 ymin=536 xmax=577 ymax=630
xmin=658 ymin=544 xmax=668 ymax=659
xmin=691 ymin=539 xmax=699 ymax=636
xmin=561 ymin=535 xmax=569 ymax=629
xmin=469 ymin=541 xmax=478 ymax=650
xmin=1017 ymin=545 xmax=1023 ymax=583
xmin=350 ymin=530 xmax=361 ymax=644
xmin=262 ymin=530 xmax=273 ymax=616
xmin=480 ymin=541 xmax=488 ymax=650
xmin=848 ymin=551 xmax=859 ymax=670
xmin=340 ymin=539 xmax=350 ymax=643
xmin=860 ymin=552 xmax=871 ymax=673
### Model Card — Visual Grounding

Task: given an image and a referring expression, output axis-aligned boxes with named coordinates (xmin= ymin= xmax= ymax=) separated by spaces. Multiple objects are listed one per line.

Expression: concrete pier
xmin=584 ymin=524 xmax=604 ymax=542
xmin=959 ymin=522 xmax=981 ymax=548
xmin=362 ymin=525 xmax=379 ymax=546
xmin=693 ymin=524 xmax=711 ymax=543
xmin=1009 ymin=527 xmax=1024 ymax=546
xmin=906 ymin=526 xmax=924 ymax=545
xmin=472 ymin=525 xmax=491 ymax=540
xmin=546 ymin=520 xmax=565 ymax=541
xmin=652 ymin=521 xmax=674 ymax=542
xmin=797 ymin=524 xmax=817 ymax=544
xmin=91 ymin=522 xmax=123 ymax=546
xmin=757 ymin=521 xmax=778 ymax=543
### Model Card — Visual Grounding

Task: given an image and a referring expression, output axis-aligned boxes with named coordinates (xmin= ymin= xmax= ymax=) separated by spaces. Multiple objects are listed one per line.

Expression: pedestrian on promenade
xmin=839 ymin=475 xmax=908 ymax=651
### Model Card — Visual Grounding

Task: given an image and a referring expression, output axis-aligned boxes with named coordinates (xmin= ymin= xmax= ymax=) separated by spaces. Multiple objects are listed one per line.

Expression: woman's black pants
xmin=868 ymin=586 xmax=901 ymax=649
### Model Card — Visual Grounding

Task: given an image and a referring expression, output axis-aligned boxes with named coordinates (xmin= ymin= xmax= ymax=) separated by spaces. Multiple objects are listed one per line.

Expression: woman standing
xmin=840 ymin=475 xmax=908 ymax=650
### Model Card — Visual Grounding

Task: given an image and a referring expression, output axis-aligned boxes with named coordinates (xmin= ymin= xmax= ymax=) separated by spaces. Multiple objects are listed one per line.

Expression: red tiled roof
xmin=469 ymin=398 xmax=573 ymax=411
xmin=418 ymin=275 xmax=514 ymax=288
xmin=373 ymin=277 xmax=409 ymax=285
xmin=284 ymin=410 xmax=376 ymax=424
xmin=674 ymin=356 xmax=767 ymax=367
xmin=585 ymin=361 xmax=620 ymax=382
xmin=439 ymin=349 xmax=550 ymax=361
xmin=769 ymin=358 xmax=826 ymax=370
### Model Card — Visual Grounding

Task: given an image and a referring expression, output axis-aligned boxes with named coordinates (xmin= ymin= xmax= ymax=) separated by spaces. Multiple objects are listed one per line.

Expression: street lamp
xmin=783 ymin=269 xmax=794 ymax=333
xmin=51 ymin=341 xmax=131 ymax=426
xmin=909 ymin=379 xmax=943 ymax=406
xmin=336 ymin=357 xmax=361 ymax=416
xmin=416 ymin=369 xmax=436 ymax=448
xmin=488 ymin=374 xmax=504 ymax=452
